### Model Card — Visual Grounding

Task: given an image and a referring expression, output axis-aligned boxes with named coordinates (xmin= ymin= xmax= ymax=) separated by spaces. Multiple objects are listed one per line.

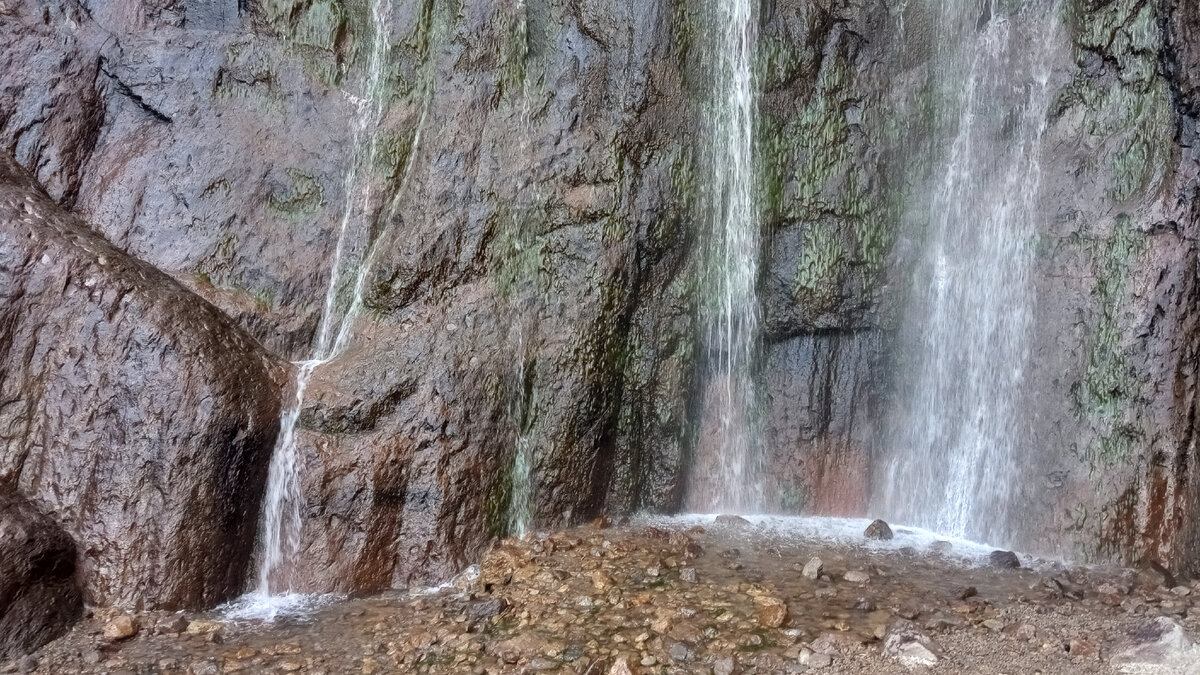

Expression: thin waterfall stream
xmin=879 ymin=0 xmax=1064 ymax=545
xmin=244 ymin=0 xmax=395 ymax=613
xmin=687 ymin=0 xmax=763 ymax=513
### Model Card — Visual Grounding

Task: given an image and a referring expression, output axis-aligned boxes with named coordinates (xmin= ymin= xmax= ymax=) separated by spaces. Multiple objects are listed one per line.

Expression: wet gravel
xmin=8 ymin=516 xmax=1200 ymax=674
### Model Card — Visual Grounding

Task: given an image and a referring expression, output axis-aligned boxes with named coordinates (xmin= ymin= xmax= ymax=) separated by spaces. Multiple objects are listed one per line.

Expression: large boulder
xmin=0 ymin=493 xmax=82 ymax=660
xmin=0 ymin=153 xmax=287 ymax=609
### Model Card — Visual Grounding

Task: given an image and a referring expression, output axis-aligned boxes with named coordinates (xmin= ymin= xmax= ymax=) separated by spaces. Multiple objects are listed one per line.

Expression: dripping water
xmin=879 ymin=0 xmax=1063 ymax=544
xmin=688 ymin=0 xmax=763 ymax=513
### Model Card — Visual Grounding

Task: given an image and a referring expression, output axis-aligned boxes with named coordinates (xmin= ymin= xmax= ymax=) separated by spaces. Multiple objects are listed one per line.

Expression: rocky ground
xmin=6 ymin=516 xmax=1200 ymax=675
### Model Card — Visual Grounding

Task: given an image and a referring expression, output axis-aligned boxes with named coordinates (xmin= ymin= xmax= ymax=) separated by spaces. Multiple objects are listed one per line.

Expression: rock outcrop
xmin=0 ymin=493 xmax=82 ymax=660
xmin=1 ymin=0 xmax=1199 ymax=595
xmin=0 ymin=153 xmax=287 ymax=609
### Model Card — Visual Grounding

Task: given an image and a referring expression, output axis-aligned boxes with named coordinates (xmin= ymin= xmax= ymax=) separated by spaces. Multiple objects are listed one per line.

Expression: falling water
xmin=251 ymin=0 xmax=393 ymax=606
xmin=879 ymin=0 xmax=1063 ymax=544
xmin=501 ymin=1 xmax=539 ymax=539
xmin=688 ymin=0 xmax=762 ymax=513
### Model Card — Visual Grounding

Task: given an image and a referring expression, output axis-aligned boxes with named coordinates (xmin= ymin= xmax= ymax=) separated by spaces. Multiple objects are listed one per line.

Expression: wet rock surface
xmin=15 ymin=520 xmax=1200 ymax=674
xmin=0 ymin=0 xmax=1198 ymax=614
xmin=0 ymin=154 xmax=287 ymax=609
xmin=0 ymin=493 xmax=82 ymax=660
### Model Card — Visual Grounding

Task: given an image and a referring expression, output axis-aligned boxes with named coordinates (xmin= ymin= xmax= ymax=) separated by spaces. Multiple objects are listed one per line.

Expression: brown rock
xmin=0 ymin=155 xmax=285 ymax=609
xmin=1068 ymin=638 xmax=1097 ymax=658
xmin=864 ymin=519 xmax=894 ymax=540
xmin=0 ymin=493 xmax=83 ymax=659
xmin=714 ymin=515 xmax=752 ymax=527
xmin=608 ymin=656 xmax=634 ymax=675
xmin=988 ymin=551 xmax=1021 ymax=569
xmin=104 ymin=615 xmax=139 ymax=641
xmin=755 ymin=596 xmax=789 ymax=628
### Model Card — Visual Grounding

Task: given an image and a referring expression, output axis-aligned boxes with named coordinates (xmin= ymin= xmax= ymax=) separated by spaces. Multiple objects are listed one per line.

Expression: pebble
xmin=864 ymin=519 xmax=894 ymax=540
xmin=804 ymin=651 xmax=833 ymax=668
xmin=844 ymin=570 xmax=870 ymax=584
xmin=680 ymin=567 xmax=698 ymax=583
xmin=755 ymin=596 xmax=789 ymax=628
xmin=607 ymin=657 xmax=633 ymax=675
xmin=186 ymin=620 xmax=224 ymax=636
xmin=713 ymin=656 xmax=737 ymax=675
xmin=801 ymin=557 xmax=823 ymax=580
xmin=103 ymin=615 xmax=138 ymax=641
xmin=1068 ymin=639 xmax=1097 ymax=658
xmin=989 ymin=550 xmax=1021 ymax=569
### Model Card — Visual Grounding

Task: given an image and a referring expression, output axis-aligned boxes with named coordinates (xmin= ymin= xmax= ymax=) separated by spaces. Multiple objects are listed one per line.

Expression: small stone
xmin=843 ymin=570 xmax=870 ymax=584
xmin=466 ymin=597 xmax=508 ymax=622
xmin=1068 ymin=639 xmax=1097 ymax=658
xmin=279 ymin=662 xmax=303 ymax=672
xmin=1171 ymin=585 xmax=1192 ymax=597
xmin=640 ymin=655 xmax=657 ymax=666
xmin=884 ymin=620 xmax=941 ymax=668
xmin=805 ymin=652 xmax=833 ymax=668
xmin=104 ymin=614 xmax=139 ymax=640
xmin=680 ymin=567 xmax=698 ymax=583
xmin=930 ymin=540 xmax=953 ymax=555
xmin=16 ymin=657 xmax=36 ymax=674
xmin=714 ymin=514 xmax=752 ymax=527
xmin=155 ymin=613 xmax=190 ymax=635
xmin=864 ymin=519 xmax=894 ymax=540
xmin=713 ymin=656 xmax=737 ymax=675
xmin=981 ymin=619 xmax=1005 ymax=632
xmin=186 ymin=620 xmax=224 ymax=636
xmin=755 ymin=596 xmax=789 ymax=628
xmin=988 ymin=550 xmax=1021 ymax=569
xmin=607 ymin=657 xmax=633 ymax=675
xmin=528 ymin=658 xmax=558 ymax=671
xmin=958 ymin=586 xmax=978 ymax=600
xmin=645 ymin=566 xmax=660 ymax=578
xmin=668 ymin=643 xmax=692 ymax=662
xmin=801 ymin=557 xmax=823 ymax=580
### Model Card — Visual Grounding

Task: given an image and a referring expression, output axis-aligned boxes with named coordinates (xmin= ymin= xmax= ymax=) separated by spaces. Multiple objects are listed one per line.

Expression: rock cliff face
xmin=0 ymin=152 xmax=287 ymax=609
xmin=0 ymin=0 xmax=1198 ymax=611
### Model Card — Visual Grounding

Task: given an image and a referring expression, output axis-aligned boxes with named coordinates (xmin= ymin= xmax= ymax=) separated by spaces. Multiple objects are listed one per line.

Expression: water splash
xmin=688 ymin=0 xmax=763 ymax=513
xmin=878 ymin=0 xmax=1063 ymax=545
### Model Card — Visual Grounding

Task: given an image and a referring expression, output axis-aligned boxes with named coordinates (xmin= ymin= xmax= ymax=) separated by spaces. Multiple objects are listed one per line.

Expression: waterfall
xmin=687 ymin=0 xmax=763 ymax=513
xmin=879 ymin=0 xmax=1063 ymax=544
xmin=251 ymin=0 xmax=393 ymax=605
xmin=501 ymin=0 xmax=539 ymax=539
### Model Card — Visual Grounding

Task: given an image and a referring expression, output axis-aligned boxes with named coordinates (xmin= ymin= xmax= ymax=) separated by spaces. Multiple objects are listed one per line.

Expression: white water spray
xmin=879 ymin=0 xmax=1063 ymax=544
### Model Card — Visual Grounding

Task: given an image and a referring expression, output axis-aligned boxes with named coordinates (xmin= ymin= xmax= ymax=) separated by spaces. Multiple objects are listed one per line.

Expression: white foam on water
xmin=637 ymin=514 xmax=1040 ymax=568
xmin=218 ymin=591 xmax=345 ymax=624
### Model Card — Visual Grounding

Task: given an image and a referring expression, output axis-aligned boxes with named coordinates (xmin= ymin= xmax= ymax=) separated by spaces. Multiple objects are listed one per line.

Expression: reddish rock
xmin=0 ymin=154 xmax=286 ymax=609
